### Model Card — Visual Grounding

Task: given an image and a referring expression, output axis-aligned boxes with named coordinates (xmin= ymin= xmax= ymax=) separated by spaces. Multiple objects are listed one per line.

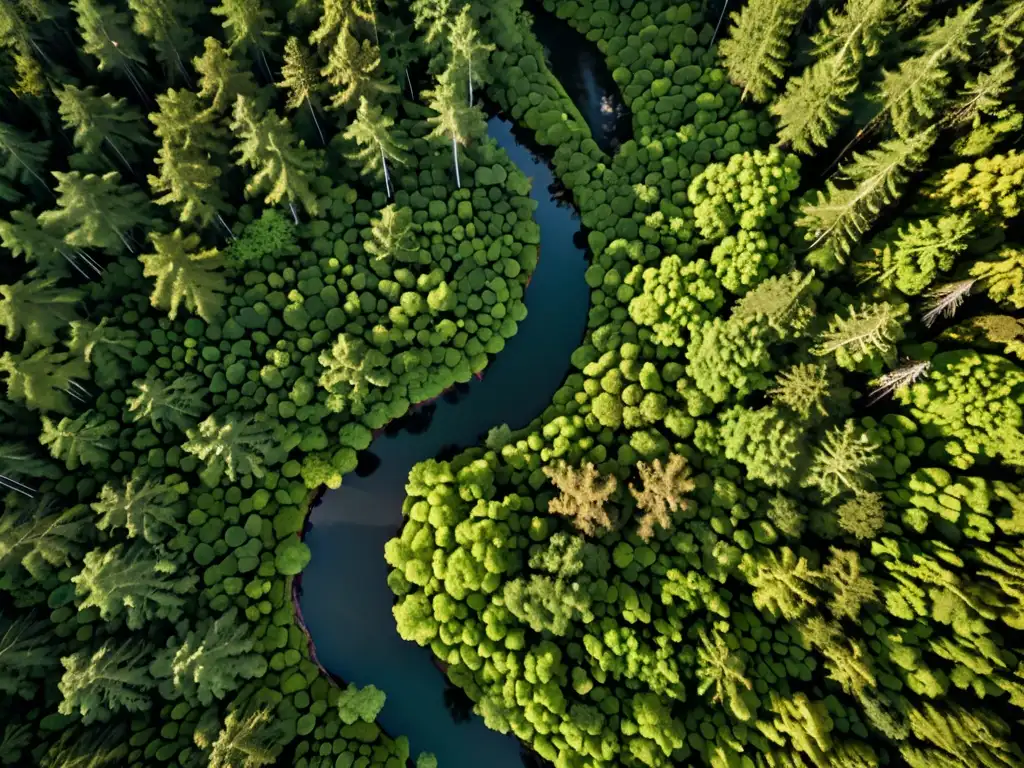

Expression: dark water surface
xmin=299 ymin=116 xmax=590 ymax=767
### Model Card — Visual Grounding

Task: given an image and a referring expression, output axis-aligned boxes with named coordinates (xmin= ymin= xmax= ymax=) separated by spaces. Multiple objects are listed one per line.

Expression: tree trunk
xmin=381 ymin=147 xmax=393 ymax=198
xmin=307 ymin=98 xmax=326 ymax=145
xmin=405 ymin=68 xmax=414 ymax=100
xmin=452 ymin=136 xmax=461 ymax=189
xmin=468 ymin=59 xmax=474 ymax=105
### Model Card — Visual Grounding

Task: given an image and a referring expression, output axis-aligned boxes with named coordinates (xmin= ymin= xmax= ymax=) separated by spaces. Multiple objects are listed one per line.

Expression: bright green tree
xmin=206 ymin=706 xmax=280 ymax=768
xmin=183 ymin=413 xmax=275 ymax=485
xmin=230 ymin=95 xmax=320 ymax=220
xmin=56 ymin=85 xmax=155 ymax=169
xmin=343 ymin=96 xmax=409 ymax=197
xmin=126 ymin=0 xmax=202 ymax=80
xmin=336 ymin=683 xmax=387 ymax=724
xmin=149 ymin=144 xmax=230 ymax=229
xmin=72 ymin=0 xmax=148 ymax=82
xmin=67 ymin=318 xmax=135 ymax=389
xmin=279 ymin=36 xmax=326 ymax=143
xmin=803 ymin=421 xmax=880 ymax=499
xmin=424 ymin=67 xmax=486 ymax=188
xmin=91 ymin=472 xmax=183 ymax=544
xmin=322 ymin=24 xmax=396 ymax=110
xmin=0 ymin=348 xmax=88 ymax=414
xmin=449 ymin=5 xmax=493 ymax=105
xmin=58 ymin=642 xmax=157 ymax=724
xmin=39 ymin=171 xmax=153 ymax=256
xmin=874 ymin=3 xmax=981 ymax=138
xmin=73 ymin=543 xmax=197 ymax=629
xmin=0 ymin=277 xmax=81 ymax=347
xmin=127 ymin=373 xmax=206 ymax=433
xmin=39 ymin=411 xmax=117 ymax=471
xmin=193 ymin=36 xmax=262 ymax=117
xmin=719 ymin=0 xmax=810 ymax=102
xmin=318 ymin=332 xmax=394 ymax=414
xmin=150 ymin=608 xmax=266 ymax=706
xmin=212 ymin=0 xmax=280 ymax=59
xmin=0 ymin=209 xmax=75 ymax=277
xmin=138 ymin=229 xmax=226 ymax=322
xmin=364 ymin=204 xmax=417 ymax=261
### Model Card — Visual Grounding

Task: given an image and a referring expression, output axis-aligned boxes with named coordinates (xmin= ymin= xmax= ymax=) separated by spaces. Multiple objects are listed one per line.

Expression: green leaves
xmin=0 ymin=277 xmax=81 ymax=347
xmin=719 ymin=0 xmax=810 ymax=102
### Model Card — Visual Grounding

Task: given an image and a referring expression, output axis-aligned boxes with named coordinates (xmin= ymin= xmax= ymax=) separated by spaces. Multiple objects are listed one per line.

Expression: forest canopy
xmin=0 ymin=0 xmax=1022 ymax=767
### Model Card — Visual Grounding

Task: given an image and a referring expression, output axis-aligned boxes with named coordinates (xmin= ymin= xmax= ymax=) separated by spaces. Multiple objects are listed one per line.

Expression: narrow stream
xmin=300 ymin=12 xmax=630 ymax=765
xmin=300 ymin=116 xmax=590 ymax=768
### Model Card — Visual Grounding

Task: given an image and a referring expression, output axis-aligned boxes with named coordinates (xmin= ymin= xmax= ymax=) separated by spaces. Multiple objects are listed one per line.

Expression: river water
xmin=300 ymin=15 xmax=631 ymax=765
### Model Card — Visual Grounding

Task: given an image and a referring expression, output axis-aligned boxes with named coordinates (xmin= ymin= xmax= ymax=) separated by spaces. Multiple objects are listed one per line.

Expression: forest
xmin=0 ymin=0 xmax=1021 ymax=766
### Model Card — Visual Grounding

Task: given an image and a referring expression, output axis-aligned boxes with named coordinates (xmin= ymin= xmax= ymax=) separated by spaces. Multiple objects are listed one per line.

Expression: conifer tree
xmin=149 ymin=88 xmax=226 ymax=155
xmin=0 ymin=0 xmax=49 ymax=98
xmin=318 ymin=332 xmax=394 ymax=414
xmin=73 ymin=543 xmax=197 ymax=629
xmin=127 ymin=373 xmax=206 ymax=433
xmin=308 ymin=0 xmax=345 ymax=50
xmin=58 ymin=641 xmax=157 ymax=724
xmin=183 ymin=413 xmax=275 ymax=485
xmin=859 ymin=214 xmax=974 ymax=295
xmin=719 ymin=0 xmax=810 ymax=102
xmin=0 ymin=209 xmax=79 ymax=277
xmin=822 ymin=548 xmax=878 ymax=619
xmin=743 ymin=547 xmax=821 ymax=620
xmin=56 ymin=85 xmax=153 ymax=170
xmin=363 ymin=204 xmax=417 ymax=261
xmin=814 ymin=300 xmax=907 ymax=372
xmin=542 ymin=461 xmax=618 ymax=537
xmin=0 ymin=613 xmax=57 ymax=698
xmin=138 ymin=229 xmax=227 ymax=322
xmin=150 ymin=608 xmax=266 ymax=706
xmin=803 ymin=421 xmax=880 ymax=499
xmin=206 ymin=706 xmax=280 ymax=768
xmin=695 ymin=628 xmax=754 ymax=721
xmin=424 ymin=67 xmax=485 ymax=188
xmin=148 ymin=144 xmax=230 ymax=229
xmin=230 ymin=96 xmax=320 ymax=220
xmin=0 ymin=495 xmax=88 ymax=578
xmin=0 ymin=277 xmax=81 ymax=347
xmin=985 ymin=0 xmax=1024 ymax=56
xmin=279 ymin=36 xmax=326 ymax=143
xmin=343 ymin=96 xmax=409 ymax=197
xmin=771 ymin=0 xmax=898 ymax=153
xmin=901 ymin=704 xmax=1023 ymax=767
xmin=874 ymin=3 xmax=982 ymax=139
xmin=449 ymin=6 xmax=493 ymax=105
xmin=0 ymin=122 xmax=50 ymax=200
xmin=126 ymin=0 xmax=202 ymax=81
xmin=39 ymin=171 xmax=153 ymax=256
xmin=411 ymin=0 xmax=454 ymax=52
xmin=0 ymin=441 xmax=59 ymax=497
xmin=322 ymin=24 xmax=396 ymax=110
xmin=629 ymin=454 xmax=695 ymax=542
xmin=212 ymin=0 xmax=281 ymax=61
xmin=72 ymin=0 xmax=148 ymax=86
xmin=38 ymin=411 xmax=117 ymax=471
xmin=0 ymin=348 xmax=88 ymax=414
xmin=798 ymin=130 xmax=935 ymax=263
xmin=91 ymin=472 xmax=183 ymax=544
xmin=193 ymin=37 xmax=261 ymax=117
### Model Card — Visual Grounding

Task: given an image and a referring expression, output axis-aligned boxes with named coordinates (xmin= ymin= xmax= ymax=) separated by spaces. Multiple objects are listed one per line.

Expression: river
xmin=299 ymin=16 xmax=629 ymax=768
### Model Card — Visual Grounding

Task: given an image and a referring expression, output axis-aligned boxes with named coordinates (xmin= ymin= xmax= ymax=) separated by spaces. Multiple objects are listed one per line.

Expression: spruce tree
xmin=874 ymin=3 xmax=982 ymax=139
xmin=0 ymin=122 xmax=50 ymax=200
xmin=72 ymin=0 xmax=148 ymax=84
xmin=39 ymin=171 xmax=154 ymax=256
xmin=58 ymin=641 xmax=157 ymax=723
xmin=148 ymin=143 xmax=230 ymax=229
xmin=138 ymin=229 xmax=227 ymax=322
xmin=206 ymin=706 xmax=280 ymax=768
xmin=0 ymin=348 xmax=88 ymax=414
xmin=91 ymin=472 xmax=183 ymax=544
xmin=183 ymin=413 xmax=275 ymax=485
xmin=150 ymin=88 xmax=225 ymax=153
xmin=126 ymin=0 xmax=202 ymax=81
xmin=0 ymin=209 xmax=74 ymax=277
xmin=343 ymin=96 xmax=409 ymax=197
xmin=55 ymin=85 xmax=153 ymax=169
xmin=73 ymin=543 xmax=197 ymax=629
xmin=424 ymin=67 xmax=485 ymax=188
xmin=193 ymin=37 xmax=261 ymax=117
xmin=151 ymin=608 xmax=266 ymax=706
xmin=0 ymin=277 xmax=81 ymax=347
xmin=0 ymin=495 xmax=88 ymax=577
xmin=38 ymin=411 xmax=117 ymax=471
xmin=0 ymin=613 xmax=56 ymax=699
xmin=542 ymin=461 xmax=618 ymax=537
xmin=628 ymin=454 xmax=695 ymax=542
xmin=230 ymin=96 xmax=320 ymax=219
xmin=363 ymin=204 xmax=417 ymax=261
xmin=127 ymin=373 xmax=206 ymax=433
xmin=278 ymin=36 xmax=326 ymax=142
xmin=719 ymin=0 xmax=810 ymax=102
xmin=985 ymin=0 xmax=1024 ymax=57
xmin=449 ymin=6 xmax=493 ymax=105
xmin=411 ymin=0 xmax=454 ymax=52
xmin=771 ymin=0 xmax=898 ymax=153
xmin=67 ymin=318 xmax=135 ymax=389
xmin=322 ymin=24 xmax=396 ymax=110
xmin=798 ymin=130 xmax=935 ymax=263
xmin=212 ymin=0 xmax=281 ymax=60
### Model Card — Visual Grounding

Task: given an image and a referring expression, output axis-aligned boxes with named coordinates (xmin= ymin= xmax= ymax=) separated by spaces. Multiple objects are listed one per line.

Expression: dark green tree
xmin=58 ymin=641 xmax=157 ymax=724
xmin=0 ymin=277 xmax=81 ymax=347
xmin=56 ymin=85 xmax=153 ymax=170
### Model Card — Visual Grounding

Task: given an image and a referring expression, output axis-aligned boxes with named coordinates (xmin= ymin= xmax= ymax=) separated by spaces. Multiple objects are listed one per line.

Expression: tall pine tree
xmin=342 ymin=96 xmax=408 ymax=197
xmin=719 ymin=0 xmax=811 ymax=102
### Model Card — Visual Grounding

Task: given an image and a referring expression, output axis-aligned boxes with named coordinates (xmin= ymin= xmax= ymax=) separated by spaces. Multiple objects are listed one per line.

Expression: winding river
xmin=300 ymin=21 xmax=629 ymax=767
